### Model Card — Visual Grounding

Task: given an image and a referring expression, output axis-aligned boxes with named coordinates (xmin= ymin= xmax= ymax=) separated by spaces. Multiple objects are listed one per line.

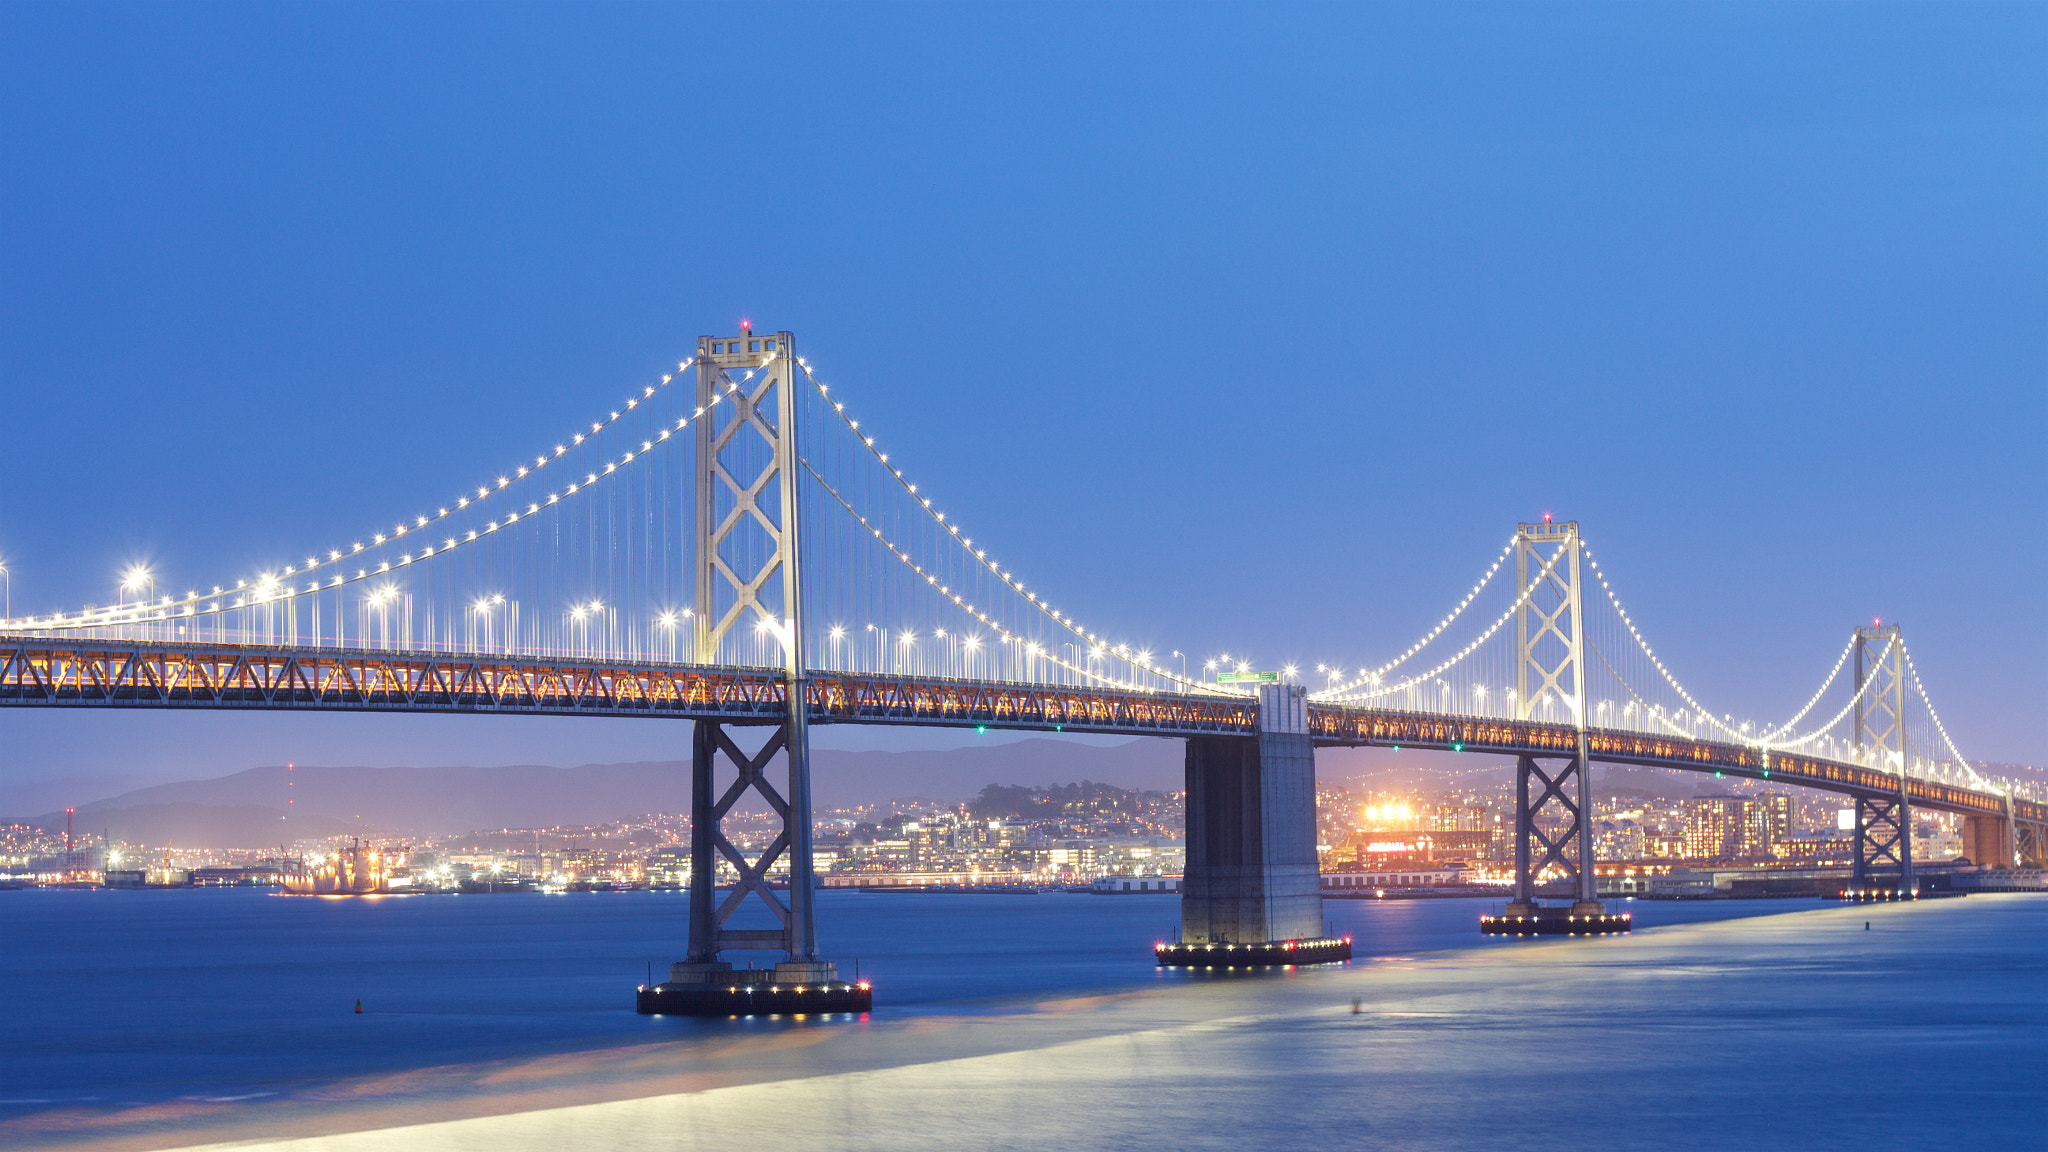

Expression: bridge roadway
xmin=2 ymin=637 xmax=2038 ymax=824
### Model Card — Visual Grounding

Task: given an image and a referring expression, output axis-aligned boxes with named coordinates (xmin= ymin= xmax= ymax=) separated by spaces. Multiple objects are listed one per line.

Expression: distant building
xmin=642 ymin=847 xmax=690 ymax=888
xmin=1322 ymin=862 xmax=1467 ymax=890
xmin=1761 ymin=793 xmax=1794 ymax=858
xmin=820 ymin=869 xmax=1036 ymax=889
xmin=1091 ymin=875 xmax=1179 ymax=894
xmin=1684 ymin=795 xmax=1768 ymax=860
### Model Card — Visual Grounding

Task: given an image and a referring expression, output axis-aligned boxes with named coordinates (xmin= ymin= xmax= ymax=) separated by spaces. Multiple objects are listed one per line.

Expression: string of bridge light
xmin=1752 ymin=635 xmax=1897 ymax=755
xmin=1317 ymin=542 xmax=1569 ymax=706
xmin=1587 ymin=629 xmax=1881 ymax=757
xmin=794 ymin=357 xmax=1210 ymax=693
xmin=801 ymin=461 xmax=1192 ymax=694
xmin=1318 ymin=538 xmax=1516 ymax=697
xmin=4 ymin=355 xmax=764 ymax=632
xmin=1754 ymin=634 xmax=1859 ymax=744
xmin=1900 ymin=642 xmax=1986 ymax=791
xmin=1583 ymin=556 xmax=1949 ymax=771
xmin=1586 ymin=639 xmax=1695 ymax=739
xmin=1581 ymin=546 xmax=1750 ymax=744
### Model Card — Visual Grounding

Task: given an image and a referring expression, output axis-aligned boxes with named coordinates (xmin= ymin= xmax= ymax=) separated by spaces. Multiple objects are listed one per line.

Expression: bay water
xmin=1 ymin=888 xmax=2041 ymax=1149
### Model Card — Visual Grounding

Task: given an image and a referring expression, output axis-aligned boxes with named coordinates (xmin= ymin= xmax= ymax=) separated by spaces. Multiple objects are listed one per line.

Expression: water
xmin=2 ymin=888 xmax=2042 ymax=1149
xmin=0 ymin=887 xmax=1795 ymax=1106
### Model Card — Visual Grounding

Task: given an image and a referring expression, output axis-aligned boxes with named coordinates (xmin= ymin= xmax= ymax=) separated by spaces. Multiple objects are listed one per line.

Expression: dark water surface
xmin=6 ymin=889 xmax=2047 ymax=1151
xmin=0 ymin=886 xmax=1839 ymax=1112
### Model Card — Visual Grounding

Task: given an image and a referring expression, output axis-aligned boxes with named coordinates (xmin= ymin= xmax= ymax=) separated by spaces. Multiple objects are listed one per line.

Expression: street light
xmin=120 ymin=565 xmax=152 ymax=607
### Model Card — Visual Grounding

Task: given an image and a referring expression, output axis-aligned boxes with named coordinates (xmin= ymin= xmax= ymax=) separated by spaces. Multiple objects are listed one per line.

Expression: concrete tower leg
xmin=1166 ymin=683 xmax=1339 ymax=966
xmin=1961 ymin=814 xmax=2014 ymax=870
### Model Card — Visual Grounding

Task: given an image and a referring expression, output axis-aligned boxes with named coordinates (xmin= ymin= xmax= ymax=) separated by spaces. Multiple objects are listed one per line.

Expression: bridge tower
xmin=1168 ymin=681 xmax=1344 ymax=963
xmin=646 ymin=327 xmax=860 ymax=1012
xmin=1850 ymin=624 xmax=1915 ymax=893
xmin=1505 ymin=520 xmax=1602 ymax=918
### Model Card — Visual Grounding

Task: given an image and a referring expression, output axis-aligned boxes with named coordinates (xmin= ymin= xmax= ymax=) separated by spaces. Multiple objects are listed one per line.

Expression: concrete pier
xmin=1178 ymin=682 xmax=1324 ymax=946
xmin=1962 ymin=814 xmax=2014 ymax=870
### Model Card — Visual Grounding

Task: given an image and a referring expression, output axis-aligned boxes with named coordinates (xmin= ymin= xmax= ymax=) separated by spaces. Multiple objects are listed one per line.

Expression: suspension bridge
xmin=2 ymin=327 xmax=2038 ymax=1008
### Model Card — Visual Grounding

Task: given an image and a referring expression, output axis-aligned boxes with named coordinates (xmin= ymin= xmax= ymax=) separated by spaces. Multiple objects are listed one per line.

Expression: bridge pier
xmin=1159 ymin=683 xmax=1349 ymax=967
xmin=1961 ymin=813 xmax=2015 ymax=871
xmin=1504 ymin=752 xmax=1601 ymax=917
xmin=638 ymin=714 xmax=870 ymax=1016
xmin=1480 ymin=751 xmax=1627 ymax=935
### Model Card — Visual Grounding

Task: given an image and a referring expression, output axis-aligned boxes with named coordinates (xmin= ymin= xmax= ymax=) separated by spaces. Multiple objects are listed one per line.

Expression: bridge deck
xmin=2 ymin=639 xmax=2036 ymax=822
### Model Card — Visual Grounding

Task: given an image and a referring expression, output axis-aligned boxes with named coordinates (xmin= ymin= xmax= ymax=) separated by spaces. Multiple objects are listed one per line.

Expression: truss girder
xmin=1303 ymin=707 xmax=2033 ymax=819
xmin=2 ymin=641 xmax=2037 ymax=827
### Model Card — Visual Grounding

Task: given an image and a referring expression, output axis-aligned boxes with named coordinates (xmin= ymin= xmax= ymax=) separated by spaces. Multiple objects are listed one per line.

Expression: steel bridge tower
xmin=663 ymin=327 xmax=844 ymax=998
xmin=1505 ymin=520 xmax=1602 ymax=918
xmin=1850 ymin=624 xmax=1915 ymax=892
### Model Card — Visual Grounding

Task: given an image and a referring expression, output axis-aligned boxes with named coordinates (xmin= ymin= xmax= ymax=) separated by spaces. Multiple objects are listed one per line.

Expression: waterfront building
xmin=1322 ymin=862 xmax=1468 ymax=890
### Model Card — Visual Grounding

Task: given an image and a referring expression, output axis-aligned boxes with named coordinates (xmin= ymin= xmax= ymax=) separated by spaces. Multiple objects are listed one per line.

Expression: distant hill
xmin=12 ymin=737 xmax=1185 ymax=844
xmin=42 ymin=802 xmax=358 ymax=850
xmin=11 ymin=739 xmax=1748 ymax=848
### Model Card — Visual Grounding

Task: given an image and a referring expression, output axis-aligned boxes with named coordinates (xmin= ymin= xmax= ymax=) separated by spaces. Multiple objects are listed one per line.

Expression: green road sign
xmin=1216 ymin=671 xmax=1278 ymax=683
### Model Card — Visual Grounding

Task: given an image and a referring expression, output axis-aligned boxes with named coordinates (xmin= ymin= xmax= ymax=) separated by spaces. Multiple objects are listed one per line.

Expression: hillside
xmin=15 ymin=737 xmax=1186 ymax=844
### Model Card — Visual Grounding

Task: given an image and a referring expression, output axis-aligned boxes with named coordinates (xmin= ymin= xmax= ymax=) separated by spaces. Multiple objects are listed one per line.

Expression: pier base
xmin=1480 ymin=904 xmax=1632 ymax=937
xmin=1155 ymin=936 xmax=1353 ymax=968
xmin=637 ymin=959 xmax=871 ymax=1017
xmin=1837 ymin=885 xmax=1919 ymax=903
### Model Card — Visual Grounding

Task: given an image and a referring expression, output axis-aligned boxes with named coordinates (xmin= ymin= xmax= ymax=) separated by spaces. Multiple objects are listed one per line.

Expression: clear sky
xmin=1 ymin=3 xmax=2041 ymax=796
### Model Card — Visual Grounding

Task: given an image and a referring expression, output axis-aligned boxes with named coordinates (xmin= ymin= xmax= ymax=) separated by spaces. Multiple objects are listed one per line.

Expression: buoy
xmin=1350 ymin=998 xmax=1362 ymax=1015
xmin=355 ymin=998 xmax=363 ymax=1013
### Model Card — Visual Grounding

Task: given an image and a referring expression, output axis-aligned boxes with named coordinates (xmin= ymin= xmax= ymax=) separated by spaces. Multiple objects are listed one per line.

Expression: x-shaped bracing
xmin=2016 ymin=823 xmax=2044 ymax=870
xmin=1855 ymin=795 xmax=1907 ymax=871
xmin=1520 ymin=547 xmax=1581 ymax=721
xmin=1520 ymin=755 xmax=1585 ymax=886
xmin=707 ymin=725 xmax=795 ymax=937
xmin=701 ymin=364 xmax=794 ymax=655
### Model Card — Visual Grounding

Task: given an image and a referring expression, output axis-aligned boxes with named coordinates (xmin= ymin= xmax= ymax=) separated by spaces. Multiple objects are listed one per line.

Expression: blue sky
xmin=1 ymin=3 xmax=2041 ymax=794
